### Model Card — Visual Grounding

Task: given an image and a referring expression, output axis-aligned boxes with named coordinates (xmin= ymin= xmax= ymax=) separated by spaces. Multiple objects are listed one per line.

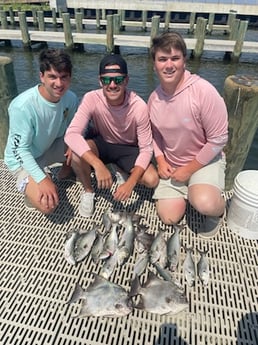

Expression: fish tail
xmin=129 ymin=275 xmax=141 ymax=297
xmin=66 ymin=282 xmax=85 ymax=304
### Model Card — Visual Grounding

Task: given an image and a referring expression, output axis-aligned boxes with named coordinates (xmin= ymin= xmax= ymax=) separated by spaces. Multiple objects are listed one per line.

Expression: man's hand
xmin=37 ymin=175 xmax=59 ymax=210
xmin=95 ymin=164 xmax=113 ymax=189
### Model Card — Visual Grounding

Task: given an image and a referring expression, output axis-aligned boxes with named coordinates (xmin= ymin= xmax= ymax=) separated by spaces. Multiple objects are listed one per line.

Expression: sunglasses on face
xmin=100 ymin=75 xmax=126 ymax=85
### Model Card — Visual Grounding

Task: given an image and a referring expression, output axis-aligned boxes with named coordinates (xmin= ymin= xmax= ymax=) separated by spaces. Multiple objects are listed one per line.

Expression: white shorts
xmin=12 ymin=137 xmax=66 ymax=193
xmin=153 ymin=155 xmax=226 ymax=200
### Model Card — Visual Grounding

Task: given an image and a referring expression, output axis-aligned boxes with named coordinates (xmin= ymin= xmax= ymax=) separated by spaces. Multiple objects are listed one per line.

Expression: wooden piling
xmin=207 ymin=13 xmax=215 ymax=34
xmin=142 ymin=10 xmax=147 ymax=32
xmin=232 ymin=20 xmax=248 ymax=62
xmin=192 ymin=17 xmax=207 ymax=59
xmin=0 ymin=56 xmax=18 ymax=158
xmin=150 ymin=15 xmax=160 ymax=43
xmin=62 ymin=12 xmax=74 ymax=49
xmin=224 ymin=75 xmax=258 ymax=190
xmin=8 ymin=6 xmax=15 ymax=27
xmin=164 ymin=11 xmax=171 ymax=32
xmin=0 ymin=10 xmax=8 ymax=29
xmin=188 ymin=12 xmax=196 ymax=34
xmin=227 ymin=11 xmax=237 ymax=33
xmin=96 ymin=9 xmax=101 ymax=29
xmin=37 ymin=11 xmax=45 ymax=31
xmin=32 ymin=7 xmax=38 ymax=27
xmin=106 ymin=14 xmax=114 ymax=53
xmin=52 ymin=8 xmax=57 ymax=27
xmin=75 ymin=11 xmax=83 ymax=32
xmin=113 ymin=13 xmax=120 ymax=34
xmin=18 ymin=11 xmax=31 ymax=48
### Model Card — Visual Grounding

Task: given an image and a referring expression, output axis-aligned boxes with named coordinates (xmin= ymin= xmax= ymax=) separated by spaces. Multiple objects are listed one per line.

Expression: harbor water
xmin=0 ymin=28 xmax=258 ymax=169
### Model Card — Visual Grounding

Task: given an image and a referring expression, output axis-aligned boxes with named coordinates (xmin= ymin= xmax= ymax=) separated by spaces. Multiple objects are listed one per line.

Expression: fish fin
xmin=134 ymin=298 xmax=145 ymax=310
xmin=145 ymin=270 xmax=161 ymax=287
xmin=66 ymin=283 xmax=85 ymax=304
xmin=129 ymin=275 xmax=141 ymax=297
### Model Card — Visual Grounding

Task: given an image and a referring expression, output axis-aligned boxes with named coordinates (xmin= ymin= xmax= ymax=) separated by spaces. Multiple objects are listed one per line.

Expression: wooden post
xmin=0 ymin=10 xmax=8 ymax=29
xmin=142 ymin=10 xmax=147 ymax=32
xmin=18 ymin=11 xmax=31 ymax=48
xmin=37 ymin=11 xmax=45 ymax=31
xmin=164 ymin=11 xmax=171 ymax=32
xmin=188 ymin=12 xmax=196 ymax=34
xmin=32 ymin=7 xmax=38 ymax=27
xmin=9 ymin=6 xmax=15 ymax=27
xmin=227 ymin=11 xmax=237 ymax=33
xmin=232 ymin=20 xmax=248 ymax=62
xmin=62 ymin=12 xmax=74 ymax=49
xmin=0 ymin=56 xmax=18 ymax=158
xmin=52 ymin=8 xmax=57 ymax=27
xmin=192 ymin=17 xmax=207 ymax=59
xmin=224 ymin=75 xmax=258 ymax=190
xmin=106 ymin=14 xmax=114 ymax=53
xmin=229 ymin=18 xmax=240 ymax=40
xmin=118 ymin=10 xmax=125 ymax=31
xmin=101 ymin=9 xmax=106 ymax=20
xmin=207 ymin=13 xmax=215 ymax=34
xmin=96 ymin=9 xmax=101 ymax=29
xmin=150 ymin=15 xmax=160 ymax=44
xmin=75 ymin=11 xmax=83 ymax=33
xmin=113 ymin=13 xmax=120 ymax=34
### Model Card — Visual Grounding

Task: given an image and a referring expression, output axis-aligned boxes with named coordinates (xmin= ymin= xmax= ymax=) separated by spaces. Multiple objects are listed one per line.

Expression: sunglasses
xmin=100 ymin=76 xmax=126 ymax=85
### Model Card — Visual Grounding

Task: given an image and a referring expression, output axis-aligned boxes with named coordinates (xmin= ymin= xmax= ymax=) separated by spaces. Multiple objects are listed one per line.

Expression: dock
xmin=0 ymin=8 xmax=256 ymax=61
xmin=0 ymin=159 xmax=257 ymax=345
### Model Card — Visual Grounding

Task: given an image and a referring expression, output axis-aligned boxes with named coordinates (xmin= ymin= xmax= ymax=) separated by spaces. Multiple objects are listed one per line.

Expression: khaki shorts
xmin=12 ymin=137 xmax=66 ymax=193
xmin=153 ymin=155 xmax=226 ymax=200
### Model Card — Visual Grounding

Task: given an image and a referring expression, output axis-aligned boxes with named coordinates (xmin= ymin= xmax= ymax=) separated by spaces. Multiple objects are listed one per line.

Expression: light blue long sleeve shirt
xmin=4 ymin=85 xmax=78 ymax=183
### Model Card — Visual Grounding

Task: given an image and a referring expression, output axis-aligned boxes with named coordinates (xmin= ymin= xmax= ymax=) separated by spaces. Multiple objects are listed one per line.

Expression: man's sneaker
xmin=199 ymin=215 xmax=223 ymax=238
xmin=109 ymin=164 xmax=129 ymax=185
xmin=78 ymin=192 xmax=95 ymax=217
xmin=24 ymin=196 xmax=36 ymax=211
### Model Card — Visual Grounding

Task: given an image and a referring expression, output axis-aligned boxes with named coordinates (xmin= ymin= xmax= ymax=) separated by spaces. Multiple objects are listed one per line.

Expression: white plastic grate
xmin=0 ymin=159 xmax=257 ymax=345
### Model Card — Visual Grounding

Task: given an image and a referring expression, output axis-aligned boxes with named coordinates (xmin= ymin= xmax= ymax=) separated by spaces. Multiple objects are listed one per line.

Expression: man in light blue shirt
xmin=4 ymin=48 xmax=79 ymax=214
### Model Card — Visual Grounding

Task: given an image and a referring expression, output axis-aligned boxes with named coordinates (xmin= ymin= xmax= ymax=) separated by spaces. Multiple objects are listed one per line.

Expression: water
xmin=0 ymin=28 xmax=258 ymax=169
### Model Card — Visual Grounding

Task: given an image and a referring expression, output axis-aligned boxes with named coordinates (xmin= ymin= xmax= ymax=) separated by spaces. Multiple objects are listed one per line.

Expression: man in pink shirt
xmin=65 ymin=54 xmax=158 ymax=217
xmin=148 ymin=31 xmax=228 ymax=237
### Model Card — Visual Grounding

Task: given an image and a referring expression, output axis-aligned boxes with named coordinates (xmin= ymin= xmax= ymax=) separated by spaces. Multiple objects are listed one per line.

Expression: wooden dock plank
xmin=0 ymin=28 xmax=257 ymax=56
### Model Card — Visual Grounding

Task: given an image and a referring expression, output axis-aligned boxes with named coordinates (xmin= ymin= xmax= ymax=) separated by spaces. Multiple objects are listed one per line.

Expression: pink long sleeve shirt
xmin=65 ymin=89 xmax=153 ymax=170
xmin=148 ymin=70 xmax=228 ymax=167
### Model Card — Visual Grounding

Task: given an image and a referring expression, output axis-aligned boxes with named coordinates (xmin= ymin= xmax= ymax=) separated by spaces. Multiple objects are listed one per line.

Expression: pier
xmin=0 ymin=7 xmax=256 ymax=61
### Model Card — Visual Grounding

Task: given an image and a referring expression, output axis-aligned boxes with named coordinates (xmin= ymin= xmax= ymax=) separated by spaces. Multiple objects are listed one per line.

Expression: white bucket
xmin=227 ymin=170 xmax=258 ymax=240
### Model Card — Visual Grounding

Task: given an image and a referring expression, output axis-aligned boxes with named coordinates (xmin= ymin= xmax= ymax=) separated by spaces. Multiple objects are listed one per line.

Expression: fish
xmin=117 ymin=214 xmax=135 ymax=265
xmin=91 ymin=230 xmax=105 ymax=264
xmin=102 ymin=208 xmax=113 ymax=232
xmin=99 ymin=249 xmax=119 ymax=279
xmin=149 ymin=231 xmax=167 ymax=268
xmin=133 ymin=251 xmax=149 ymax=277
xmin=99 ymin=222 xmax=119 ymax=260
xmin=182 ymin=246 xmax=196 ymax=287
xmin=64 ymin=229 xmax=80 ymax=265
xmin=73 ymin=224 xmax=98 ymax=263
xmin=167 ymin=224 xmax=183 ymax=272
xmin=129 ymin=271 xmax=188 ymax=316
xmin=134 ymin=224 xmax=155 ymax=254
xmin=197 ymin=248 xmax=210 ymax=286
xmin=64 ymin=224 xmax=98 ymax=265
xmin=67 ymin=274 xmax=133 ymax=318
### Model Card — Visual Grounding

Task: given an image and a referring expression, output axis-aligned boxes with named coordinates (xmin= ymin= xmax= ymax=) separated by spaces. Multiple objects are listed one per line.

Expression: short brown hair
xmin=39 ymin=48 xmax=72 ymax=75
xmin=150 ymin=31 xmax=187 ymax=60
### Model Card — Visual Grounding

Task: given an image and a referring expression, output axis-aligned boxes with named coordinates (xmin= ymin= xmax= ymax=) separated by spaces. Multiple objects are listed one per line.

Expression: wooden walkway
xmin=1 ymin=28 xmax=258 ymax=54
